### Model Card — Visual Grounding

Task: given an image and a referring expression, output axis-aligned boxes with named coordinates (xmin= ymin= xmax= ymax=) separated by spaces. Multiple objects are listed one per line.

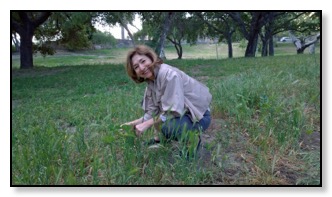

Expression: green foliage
xmin=36 ymin=12 xmax=97 ymax=51
xmin=60 ymin=13 xmax=95 ymax=51
xmin=33 ymin=43 xmax=56 ymax=57
xmin=239 ymin=39 xmax=248 ymax=49
xmin=62 ymin=32 xmax=92 ymax=51
xmin=91 ymin=30 xmax=117 ymax=46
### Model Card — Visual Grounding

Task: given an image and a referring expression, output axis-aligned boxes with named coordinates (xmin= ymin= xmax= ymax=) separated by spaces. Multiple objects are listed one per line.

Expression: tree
xmin=259 ymin=13 xmax=276 ymax=57
xmin=138 ymin=13 xmax=164 ymax=47
xmin=196 ymin=12 xmax=236 ymax=58
xmin=228 ymin=12 xmax=271 ymax=57
xmin=56 ymin=12 xmax=97 ymax=51
xmin=290 ymin=32 xmax=320 ymax=54
xmin=165 ymin=13 xmax=187 ymax=59
xmin=11 ymin=11 xmax=98 ymax=69
xmin=258 ymin=12 xmax=320 ymax=55
xmin=155 ymin=12 xmax=175 ymax=59
xmin=91 ymin=30 xmax=117 ymax=47
xmin=258 ymin=12 xmax=317 ymax=56
xmin=11 ymin=12 xmax=51 ymax=69
xmin=99 ymin=12 xmax=137 ymax=46
xmin=165 ymin=12 xmax=206 ymax=59
xmin=139 ymin=12 xmax=207 ymax=60
xmin=259 ymin=12 xmax=287 ymax=57
xmin=287 ymin=12 xmax=321 ymax=54
xmin=139 ymin=12 xmax=175 ymax=59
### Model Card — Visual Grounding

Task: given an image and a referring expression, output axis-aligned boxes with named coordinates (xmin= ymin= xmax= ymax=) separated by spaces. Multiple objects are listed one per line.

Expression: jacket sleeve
xmin=160 ymin=71 xmax=185 ymax=117
xmin=142 ymin=87 xmax=160 ymax=121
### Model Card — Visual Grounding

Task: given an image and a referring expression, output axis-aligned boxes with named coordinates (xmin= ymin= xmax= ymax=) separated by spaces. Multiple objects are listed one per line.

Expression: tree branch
xmin=32 ymin=12 xmax=52 ymax=27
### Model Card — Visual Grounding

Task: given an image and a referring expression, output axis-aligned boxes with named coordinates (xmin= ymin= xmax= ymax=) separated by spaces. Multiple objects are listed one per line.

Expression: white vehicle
xmin=280 ymin=37 xmax=293 ymax=43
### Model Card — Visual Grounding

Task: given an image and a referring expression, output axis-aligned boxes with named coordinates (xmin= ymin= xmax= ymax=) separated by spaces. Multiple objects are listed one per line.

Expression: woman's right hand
xmin=120 ymin=117 xmax=144 ymax=134
xmin=120 ymin=117 xmax=143 ymax=128
xmin=120 ymin=122 xmax=133 ymax=128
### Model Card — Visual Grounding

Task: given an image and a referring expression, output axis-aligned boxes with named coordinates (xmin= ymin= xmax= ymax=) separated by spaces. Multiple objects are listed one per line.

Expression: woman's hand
xmin=134 ymin=122 xmax=149 ymax=137
xmin=120 ymin=117 xmax=143 ymax=128
xmin=122 ymin=117 xmax=157 ymax=137
xmin=134 ymin=119 xmax=154 ymax=137
xmin=120 ymin=122 xmax=134 ymax=127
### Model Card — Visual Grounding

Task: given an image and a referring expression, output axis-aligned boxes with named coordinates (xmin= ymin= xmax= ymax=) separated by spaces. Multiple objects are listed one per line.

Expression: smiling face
xmin=131 ymin=54 xmax=154 ymax=81
xmin=125 ymin=45 xmax=163 ymax=83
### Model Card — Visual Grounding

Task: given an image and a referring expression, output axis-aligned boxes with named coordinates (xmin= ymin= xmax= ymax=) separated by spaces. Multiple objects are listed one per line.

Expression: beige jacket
xmin=142 ymin=63 xmax=212 ymax=122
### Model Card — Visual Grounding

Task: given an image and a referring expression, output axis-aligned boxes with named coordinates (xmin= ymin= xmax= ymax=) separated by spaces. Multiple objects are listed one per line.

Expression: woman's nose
xmin=138 ymin=63 xmax=145 ymax=70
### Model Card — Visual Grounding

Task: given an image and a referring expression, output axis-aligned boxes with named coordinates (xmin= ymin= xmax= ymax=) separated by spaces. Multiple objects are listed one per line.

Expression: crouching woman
xmin=121 ymin=45 xmax=212 ymax=147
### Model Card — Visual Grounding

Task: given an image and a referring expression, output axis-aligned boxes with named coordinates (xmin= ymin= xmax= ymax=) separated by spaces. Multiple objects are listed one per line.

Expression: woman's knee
xmin=161 ymin=118 xmax=189 ymax=140
xmin=200 ymin=110 xmax=211 ymax=131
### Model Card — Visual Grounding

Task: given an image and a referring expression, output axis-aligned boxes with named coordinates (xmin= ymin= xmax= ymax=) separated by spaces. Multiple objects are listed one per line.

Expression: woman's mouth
xmin=142 ymin=69 xmax=149 ymax=75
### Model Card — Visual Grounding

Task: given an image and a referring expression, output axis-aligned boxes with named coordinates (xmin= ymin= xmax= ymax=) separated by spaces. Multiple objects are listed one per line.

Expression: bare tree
xmin=290 ymin=31 xmax=320 ymax=54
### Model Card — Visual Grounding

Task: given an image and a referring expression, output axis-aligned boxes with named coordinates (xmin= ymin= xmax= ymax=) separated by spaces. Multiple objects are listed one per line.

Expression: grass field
xmin=11 ymin=43 xmax=321 ymax=185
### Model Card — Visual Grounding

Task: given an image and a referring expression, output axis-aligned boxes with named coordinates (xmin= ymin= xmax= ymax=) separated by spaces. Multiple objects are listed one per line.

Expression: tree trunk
xmin=268 ymin=37 xmax=274 ymax=56
xmin=226 ymin=34 xmax=233 ymax=58
xmin=155 ymin=12 xmax=174 ymax=59
xmin=229 ymin=12 xmax=269 ymax=58
xmin=167 ymin=36 xmax=183 ymax=59
xmin=245 ymin=33 xmax=259 ymax=57
xmin=176 ymin=41 xmax=183 ymax=59
xmin=121 ymin=23 xmax=135 ymax=46
xmin=260 ymin=34 xmax=273 ymax=57
xmin=309 ymin=44 xmax=315 ymax=54
xmin=121 ymin=26 xmax=125 ymax=40
xmin=290 ymin=31 xmax=320 ymax=54
xmin=20 ymin=30 xmax=34 ymax=69
xmin=261 ymin=39 xmax=268 ymax=57
xmin=243 ymin=13 xmax=263 ymax=57
xmin=262 ymin=13 xmax=275 ymax=57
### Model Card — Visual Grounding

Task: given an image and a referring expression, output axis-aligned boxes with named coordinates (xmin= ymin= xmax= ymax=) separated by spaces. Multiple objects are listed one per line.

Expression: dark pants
xmin=161 ymin=110 xmax=211 ymax=140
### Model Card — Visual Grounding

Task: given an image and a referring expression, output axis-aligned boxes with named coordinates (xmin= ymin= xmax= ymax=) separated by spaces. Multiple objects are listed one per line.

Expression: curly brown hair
xmin=125 ymin=45 xmax=163 ymax=83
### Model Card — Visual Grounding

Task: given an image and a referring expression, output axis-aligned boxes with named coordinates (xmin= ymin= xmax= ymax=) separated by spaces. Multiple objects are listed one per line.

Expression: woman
xmin=121 ymin=45 xmax=212 ymax=147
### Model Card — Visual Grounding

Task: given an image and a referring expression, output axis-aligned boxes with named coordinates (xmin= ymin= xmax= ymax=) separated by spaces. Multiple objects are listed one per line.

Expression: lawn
xmin=11 ymin=43 xmax=321 ymax=185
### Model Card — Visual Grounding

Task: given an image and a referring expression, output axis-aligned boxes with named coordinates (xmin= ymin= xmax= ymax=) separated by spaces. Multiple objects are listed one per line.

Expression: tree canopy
xmin=11 ymin=11 xmax=321 ymax=69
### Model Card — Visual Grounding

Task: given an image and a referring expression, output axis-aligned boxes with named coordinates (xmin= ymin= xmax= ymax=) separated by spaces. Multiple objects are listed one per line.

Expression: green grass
xmin=11 ymin=44 xmax=321 ymax=185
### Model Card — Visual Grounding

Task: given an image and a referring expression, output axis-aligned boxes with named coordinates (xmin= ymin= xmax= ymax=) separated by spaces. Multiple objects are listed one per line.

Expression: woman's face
xmin=131 ymin=54 xmax=154 ymax=80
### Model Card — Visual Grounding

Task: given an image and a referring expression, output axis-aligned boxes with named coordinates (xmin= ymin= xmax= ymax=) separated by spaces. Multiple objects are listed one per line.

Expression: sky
xmin=3 ymin=1 xmax=330 ymax=195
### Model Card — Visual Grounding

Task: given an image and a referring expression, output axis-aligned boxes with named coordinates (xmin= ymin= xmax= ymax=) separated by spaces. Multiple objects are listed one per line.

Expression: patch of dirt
xmin=274 ymin=158 xmax=301 ymax=185
xmin=55 ymin=119 xmax=77 ymax=134
xmin=299 ymin=131 xmax=321 ymax=151
xmin=195 ymin=118 xmax=321 ymax=185
xmin=202 ymin=118 xmax=226 ymax=144
xmin=198 ymin=119 xmax=250 ymax=165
